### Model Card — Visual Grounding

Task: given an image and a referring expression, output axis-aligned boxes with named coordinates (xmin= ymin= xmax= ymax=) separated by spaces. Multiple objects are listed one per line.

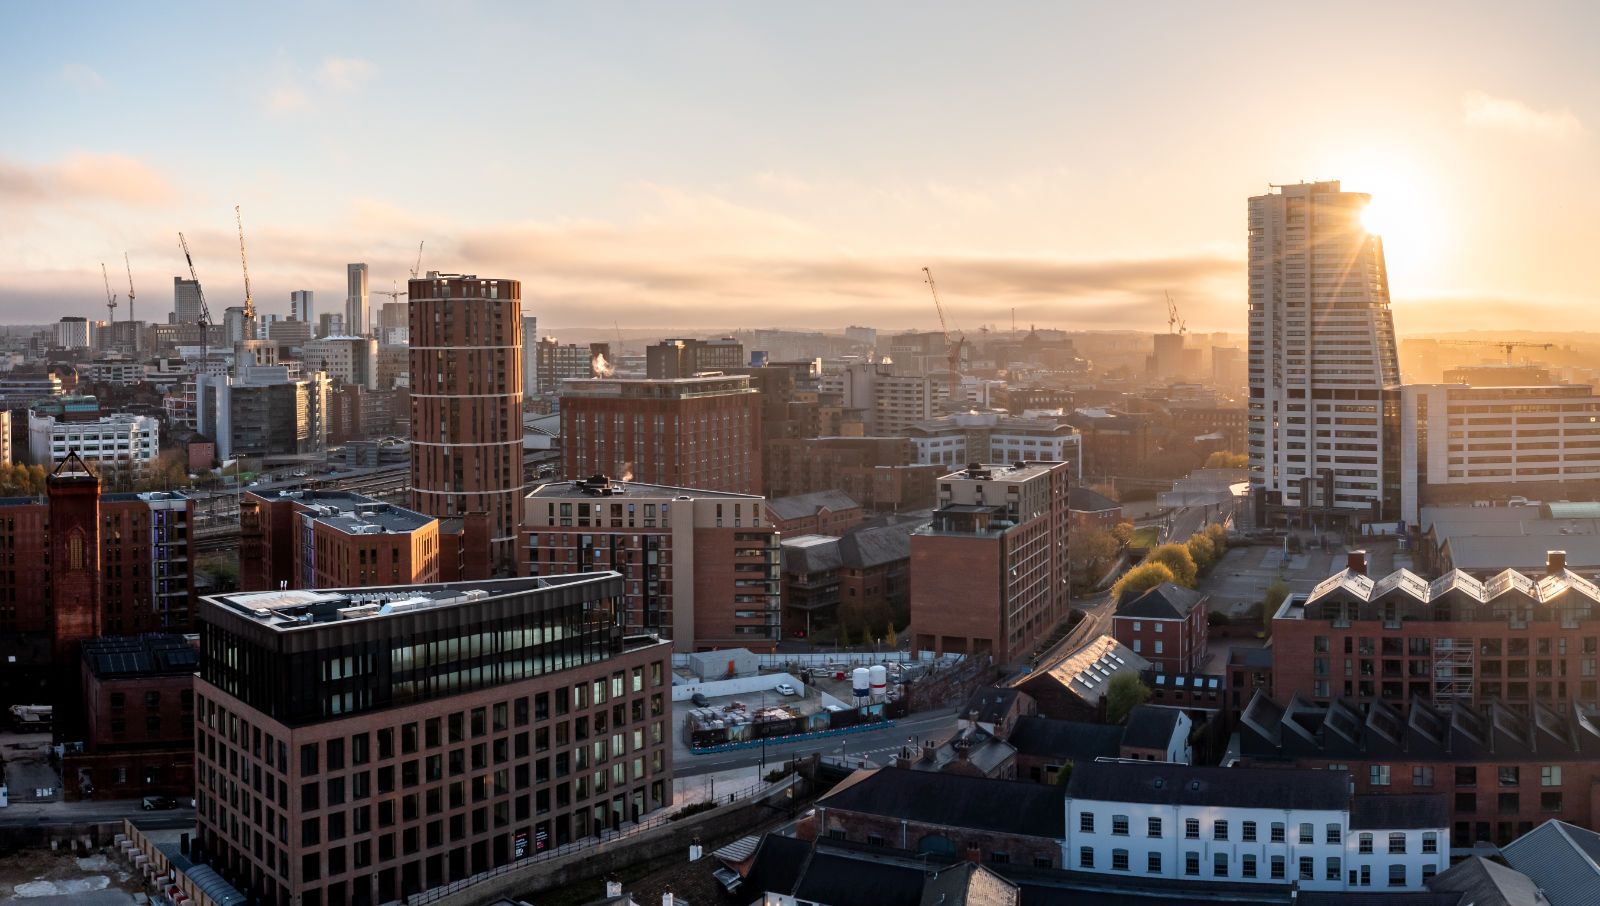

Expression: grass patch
xmin=1130 ymin=526 xmax=1159 ymax=549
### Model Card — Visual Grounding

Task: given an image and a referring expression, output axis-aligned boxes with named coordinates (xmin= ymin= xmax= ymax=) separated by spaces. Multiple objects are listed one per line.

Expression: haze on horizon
xmin=3 ymin=1 xmax=1597 ymax=335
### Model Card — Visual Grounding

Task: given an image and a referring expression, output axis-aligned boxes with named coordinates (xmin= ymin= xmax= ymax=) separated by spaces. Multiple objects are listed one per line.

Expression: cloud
xmin=60 ymin=63 xmax=105 ymax=90
xmin=0 ymin=152 xmax=173 ymax=206
xmin=317 ymin=57 xmax=376 ymax=92
xmin=265 ymin=85 xmax=310 ymax=115
xmin=1461 ymin=90 xmax=1585 ymax=138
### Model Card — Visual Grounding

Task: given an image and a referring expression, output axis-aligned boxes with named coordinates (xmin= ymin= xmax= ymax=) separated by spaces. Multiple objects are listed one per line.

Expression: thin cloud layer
xmin=1462 ymin=90 xmax=1585 ymax=139
xmin=0 ymin=152 xmax=173 ymax=206
xmin=60 ymin=63 xmax=106 ymax=90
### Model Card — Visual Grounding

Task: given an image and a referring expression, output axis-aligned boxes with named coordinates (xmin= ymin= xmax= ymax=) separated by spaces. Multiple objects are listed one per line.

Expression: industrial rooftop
xmin=526 ymin=473 xmax=760 ymax=500
xmin=207 ymin=573 xmax=617 ymax=630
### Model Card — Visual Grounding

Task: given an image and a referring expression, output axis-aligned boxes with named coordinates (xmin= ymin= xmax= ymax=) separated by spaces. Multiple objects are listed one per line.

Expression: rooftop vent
xmin=575 ymin=474 xmax=621 ymax=496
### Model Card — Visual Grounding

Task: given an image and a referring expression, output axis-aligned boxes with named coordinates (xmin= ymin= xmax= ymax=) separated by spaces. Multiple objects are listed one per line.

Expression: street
xmin=675 ymin=707 xmax=959 ymax=776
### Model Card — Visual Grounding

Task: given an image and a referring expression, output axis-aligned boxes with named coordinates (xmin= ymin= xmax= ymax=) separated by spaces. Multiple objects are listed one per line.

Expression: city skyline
xmin=6 ymin=2 xmax=1600 ymax=332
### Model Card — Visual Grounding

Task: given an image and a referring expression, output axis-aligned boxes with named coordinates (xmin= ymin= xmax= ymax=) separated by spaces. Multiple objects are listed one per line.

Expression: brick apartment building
xmin=1112 ymin=583 xmax=1210 ymax=674
xmin=911 ymin=461 xmax=1071 ymax=665
xmin=0 ymin=453 xmax=194 ymax=723
xmin=1273 ymin=550 xmax=1600 ymax=711
xmin=765 ymin=489 xmax=864 ymax=536
xmin=780 ymin=525 xmax=912 ymax=638
xmin=645 ymin=337 xmax=744 ymax=379
xmin=1240 ymin=690 xmax=1600 ymax=849
xmin=66 ymin=634 xmax=197 ymax=800
xmin=193 ymin=573 xmax=673 ymax=906
xmin=522 ymin=474 xmax=781 ymax=651
xmin=765 ymin=436 xmax=940 ymax=511
xmin=408 ymin=273 xmax=525 ymax=574
xmin=240 ymin=490 xmax=442 ymax=591
xmin=560 ymin=375 xmax=762 ymax=495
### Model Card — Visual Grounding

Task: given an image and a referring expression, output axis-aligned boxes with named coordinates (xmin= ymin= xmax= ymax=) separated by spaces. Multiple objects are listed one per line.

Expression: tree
xmin=1185 ymin=532 xmax=1216 ymax=570
xmin=1110 ymin=521 xmax=1135 ymax=547
xmin=1053 ymin=760 xmax=1075 ymax=786
xmin=1070 ymin=529 xmax=1122 ymax=586
xmin=137 ymin=451 xmax=193 ymax=491
xmin=1111 ymin=561 xmax=1175 ymax=601
xmin=1203 ymin=451 xmax=1248 ymax=469
xmin=886 ymin=624 xmax=898 ymax=649
xmin=0 ymin=463 xmax=46 ymax=497
xmin=1147 ymin=543 xmax=1198 ymax=587
xmin=1105 ymin=673 xmax=1151 ymax=724
xmin=1262 ymin=580 xmax=1290 ymax=636
xmin=860 ymin=625 xmax=873 ymax=649
xmin=1204 ymin=522 xmax=1228 ymax=553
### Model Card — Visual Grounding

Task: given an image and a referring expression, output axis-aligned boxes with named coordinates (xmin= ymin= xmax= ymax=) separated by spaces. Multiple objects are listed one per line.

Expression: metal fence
xmin=402 ymin=775 xmax=796 ymax=905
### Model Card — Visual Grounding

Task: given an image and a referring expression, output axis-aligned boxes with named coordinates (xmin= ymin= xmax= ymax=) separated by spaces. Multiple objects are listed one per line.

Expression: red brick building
xmin=1272 ymin=550 xmax=1600 ymax=711
xmin=766 ymin=489 xmax=863 ymax=536
xmin=560 ymin=375 xmax=761 ymax=495
xmin=66 ymin=634 xmax=197 ymax=800
xmin=240 ymin=490 xmax=443 ymax=591
xmin=408 ymin=273 xmax=525 ymax=574
xmin=1111 ymin=583 xmax=1210 ymax=674
xmin=911 ymin=462 xmax=1071 ymax=665
xmin=764 ymin=435 xmax=939 ymax=511
xmin=1067 ymin=486 xmax=1122 ymax=534
xmin=780 ymin=525 xmax=912 ymax=639
xmin=522 ymin=475 xmax=781 ymax=651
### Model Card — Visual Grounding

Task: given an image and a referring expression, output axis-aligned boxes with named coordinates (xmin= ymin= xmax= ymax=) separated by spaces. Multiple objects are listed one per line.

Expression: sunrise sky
xmin=3 ymin=1 xmax=1597 ymax=334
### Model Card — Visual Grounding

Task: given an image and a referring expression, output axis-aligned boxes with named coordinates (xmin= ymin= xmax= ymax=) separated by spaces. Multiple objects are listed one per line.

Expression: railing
xmin=401 ymin=775 xmax=796 ymax=906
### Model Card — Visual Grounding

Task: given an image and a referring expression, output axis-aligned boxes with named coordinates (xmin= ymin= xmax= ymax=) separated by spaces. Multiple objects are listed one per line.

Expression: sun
xmin=1359 ymin=199 xmax=1391 ymax=236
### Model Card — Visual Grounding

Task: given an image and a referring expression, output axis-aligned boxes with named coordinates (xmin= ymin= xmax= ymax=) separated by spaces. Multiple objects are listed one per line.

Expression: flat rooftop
xmin=527 ymin=475 xmax=760 ymax=501
xmin=208 ymin=573 xmax=616 ymax=631
xmin=939 ymin=461 xmax=1065 ymax=483
xmin=250 ymin=489 xmax=434 ymax=534
xmin=560 ymin=374 xmax=755 ymax=399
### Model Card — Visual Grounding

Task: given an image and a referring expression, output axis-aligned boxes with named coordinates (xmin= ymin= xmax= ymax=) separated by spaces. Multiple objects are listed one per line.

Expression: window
xmin=1214 ymin=853 xmax=1228 ymax=877
xmin=1078 ymin=847 xmax=1093 ymax=869
xmin=1185 ymin=818 xmax=1199 ymax=839
xmin=1146 ymin=852 xmax=1161 ymax=873
xmin=1326 ymin=823 xmax=1341 ymax=844
xmin=1242 ymin=854 xmax=1257 ymax=878
xmin=1422 ymin=832 xmax=1438 ymax=854
xmin=1388 ymin=832 xmax=1406 ymax=854
xmin=1370 ymin=764 xmax=1392 ymax=786
xmin=1455 ymin=766 xmax=1477 ymax=786
xmin=988 ymin=852 xmax=1010 ymax=865
xmin=1298 ymin=822 xmax=1314 ymax=844
xmin=1299 ymin=857 xmax=1314 ymax=881
xmin=1542 ymin=765 xmax=1563 ymax=787
xmin=866 ymin=833 xmax=884 ymax=847
xmin=1270 ymin=855 xmax=1285 ymax=880
xmin=1080 ymin=812 xmax=1095 ymax=833
xmin=1112 ymin=815 xmax=1129 ymax=836
xmin=1358 ymin=833 xmax=1373 ymax=854
xmin=1147 ymin=817 xmax=1162 ymax=838
xmin=1184 ymin=852 xmax=1199 ymax=876
xmin=1543 ymin=792 xmax=1564 ymax=812
xmin=1112 ymin=849 xmax=1129 ymax=871
xmin=1413 ymin=766 xmax=1434 ymax=787
xmin=1271 ymin=822 xmax=1285 ymax=843
xmin=1242 ymin=821 xmax=1257 ymax=842
xmin=1499 ymin=766 xmax=1520 ymax=787
xmin=1327 ymin=857 xmax=1341 ymax=882
xmin=1359 ymin=865 xmax=1372 ymax=887
xmin=1213 ymin=820 xmax=1228 ymax=841
xmin=1388 ymin=865 xmax=1407 ymax=888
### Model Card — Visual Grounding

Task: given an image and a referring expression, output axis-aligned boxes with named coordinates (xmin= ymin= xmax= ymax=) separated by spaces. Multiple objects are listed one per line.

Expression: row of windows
xmin=1079 ymin=847 xmax=1427 ymax=886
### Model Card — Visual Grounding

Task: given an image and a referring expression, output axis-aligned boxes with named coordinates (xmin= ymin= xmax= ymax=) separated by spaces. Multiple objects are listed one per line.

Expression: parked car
xmin=690 ymin=692 xmax=710 ymax=707
xmin=775 ymin=683 xmax=798 ymax=696
xmin=141 ymin=795 xmax=179 ymax=811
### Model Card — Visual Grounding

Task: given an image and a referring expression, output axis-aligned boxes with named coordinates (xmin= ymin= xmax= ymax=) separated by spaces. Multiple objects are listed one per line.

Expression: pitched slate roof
xmin=1068 ymin=486 xmax=1119 ymax=513
xmin=918 ymin=862 xmax=1019 ymax=906
xmin=781 ymin=534 xmax=844 ymax=573
xmin=1349 ymin=793 xmax=1450 ymax=830
xmin=1006 ymin=716 xmax=1124 ymax=762
xmin=1068 ymin=759 xmax=1350 ymax=812
xmin=1502 ymin=820 xmax=1600 ymax=906
xmin=742 ymin=834 xmax=814 ymax=897
xmin=1120 ymin=706 xmax=1182 ymax=751
xmin=961 ymin=686 xmax=1022 ymax=725
xmin=767 ymin=489 xmax=860 ymax=521
xmin=1427 ymin=856 xmax=1548 ymax=906
xmin=818 ymin=767 xmax=1065 ymax=838
xmin=838 ymin=524 xmax=912 ymax=569
xmin=1115 ymin=583 xmax=1206 ymax=620
xmin=793 ymin=850 xmax=927 ymax=906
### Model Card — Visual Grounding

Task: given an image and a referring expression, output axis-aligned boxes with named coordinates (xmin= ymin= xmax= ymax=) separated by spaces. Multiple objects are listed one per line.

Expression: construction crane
xmin=100 ymin=263 xmax=118 ymax=326
xmin=177 ymin=231 xmax=213 ymax=360
xmin=1440 ymin=339 xmax=1554 ymax=365
xmin=922 ymin=267 xmax=963 ymax=405
xmin=122 ymin=252 xmax=136 ymax=329
xmin=235 ymin=205 xmax=255 ymax=328
xmin=373 ymin=281 xmax=408 ymax=303
xmin=1165 ymin=290 xmax=1186 ymax=335
xmin=410 ymin=241 xmax=425 ymax=280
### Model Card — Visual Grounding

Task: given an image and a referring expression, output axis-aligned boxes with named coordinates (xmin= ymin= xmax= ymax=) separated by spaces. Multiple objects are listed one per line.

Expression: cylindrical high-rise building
xmin=409 ymin=273 xmax=524 ymax=573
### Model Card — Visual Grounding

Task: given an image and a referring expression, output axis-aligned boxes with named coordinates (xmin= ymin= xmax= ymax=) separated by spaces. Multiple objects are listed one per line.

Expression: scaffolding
xmin=1433 ymin=638 xmax=1475 ymax=703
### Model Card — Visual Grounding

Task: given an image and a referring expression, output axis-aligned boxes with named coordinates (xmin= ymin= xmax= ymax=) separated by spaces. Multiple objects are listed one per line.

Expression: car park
xmin=691 ymin=692 xmax=709 ymax=707
xmin=775 ymin=683 xmax=797 ymax=696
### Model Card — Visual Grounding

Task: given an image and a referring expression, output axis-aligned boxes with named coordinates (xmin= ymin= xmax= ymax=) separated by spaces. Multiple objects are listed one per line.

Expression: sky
xmin=2 ymin=1 xmax=1598 ymax=335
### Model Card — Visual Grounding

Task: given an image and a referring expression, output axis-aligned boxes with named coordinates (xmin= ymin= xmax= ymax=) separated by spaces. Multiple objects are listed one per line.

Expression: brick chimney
xmin=1549 ymin=551 xmax=1568 ymax=575
xmin=1346 ymin=550 xmax=1367 ymax=575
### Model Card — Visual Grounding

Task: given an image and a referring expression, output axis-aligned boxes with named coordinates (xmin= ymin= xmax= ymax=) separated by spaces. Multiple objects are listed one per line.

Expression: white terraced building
xmin=1248 ymin=180 xmax=1400 ymax=519
xmin=1064 ymin=759 xmax=1448 ymax=893
xmin=28 ymin=411 xmax=160 ymax=476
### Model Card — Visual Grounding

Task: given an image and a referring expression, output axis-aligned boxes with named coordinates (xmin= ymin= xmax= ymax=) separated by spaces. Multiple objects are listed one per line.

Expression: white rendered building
xmin=1247 ymin=181 xmax=1400 ymax=518
xmin=1064 ymin=759 xmax=1447 ymax=892
xmin=908 ymin=411 xmax=1082 ymax=479
xmin=28 ymin=411 xmax=160 ymax=476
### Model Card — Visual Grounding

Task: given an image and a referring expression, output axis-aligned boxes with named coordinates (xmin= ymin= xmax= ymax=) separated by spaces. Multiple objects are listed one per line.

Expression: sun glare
xmin=1360 ymin=200 xmax=1389 ymax=235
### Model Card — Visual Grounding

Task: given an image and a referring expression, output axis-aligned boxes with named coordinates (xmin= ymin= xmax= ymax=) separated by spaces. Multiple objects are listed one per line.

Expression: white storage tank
xmin=869 ymin=665 xmax=887 ymax=695
xmin=852 ymin=667 xmax=870 ymax=698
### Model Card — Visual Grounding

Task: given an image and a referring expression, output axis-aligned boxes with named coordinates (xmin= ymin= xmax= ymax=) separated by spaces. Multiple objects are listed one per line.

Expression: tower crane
xmin=1440 ymin=339 xmax=1554 ymax=365
xmin=100 ymin=262 xmax=118 ymax=327
xmin=922 ymin=267 xmax=964 ymax=406
xmin=1165 ymin=290 xmax=1186 ymax=335
xmin=123 ymin=252 xmax=136 ymax=332
xmin=373 ymin=281 xmax=408 ymax=303
xmin=235 ymin=205 xmax=255 ymax=335
xmin=178 ymin=231 xmax=213 ymax=361
xmin=410 ymin=241 xmax=425 ymax=280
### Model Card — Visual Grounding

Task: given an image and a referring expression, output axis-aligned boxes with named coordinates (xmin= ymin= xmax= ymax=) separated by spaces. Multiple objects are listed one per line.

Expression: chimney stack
xmin=605 ymin=879 xmax=623 ymax=898
xmin=1346 ymin=550 xmax=1367 ymax=575
xmin=663 ymin=886 xmax=675 ymax=906
xmin=1549 ymin=551 xmax=1568 ymax=575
